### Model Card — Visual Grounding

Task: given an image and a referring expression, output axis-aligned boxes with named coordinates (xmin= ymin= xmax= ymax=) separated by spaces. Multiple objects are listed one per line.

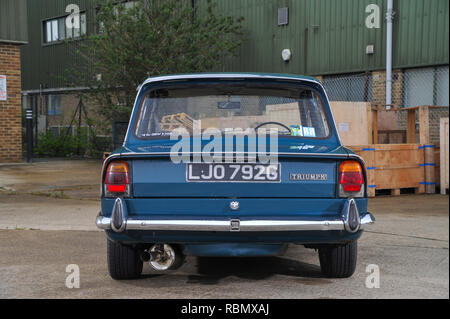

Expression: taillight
xmin=339 ymin=161 xmax=365 ymax=197
xmin=104 ymin=161 xmax=130 ymax=197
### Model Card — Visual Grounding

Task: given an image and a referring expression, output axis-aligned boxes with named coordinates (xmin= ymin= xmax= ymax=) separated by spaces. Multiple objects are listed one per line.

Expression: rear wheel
xmin=107 ymin=239 xmax=143 ymax=280
xmin=318 ymin=241 xmax=357 ymax=278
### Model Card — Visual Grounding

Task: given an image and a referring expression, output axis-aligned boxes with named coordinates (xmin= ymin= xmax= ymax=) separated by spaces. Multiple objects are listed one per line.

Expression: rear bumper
xmin=96 ymin=198 xmax=375 ymax=233
xmin=96 ymin=213 xmax=375 ymax=232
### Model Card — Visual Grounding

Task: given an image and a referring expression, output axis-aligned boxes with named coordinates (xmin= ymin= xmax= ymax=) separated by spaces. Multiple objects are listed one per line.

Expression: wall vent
xmin=278 ymin=7 xmax=289 ymax=26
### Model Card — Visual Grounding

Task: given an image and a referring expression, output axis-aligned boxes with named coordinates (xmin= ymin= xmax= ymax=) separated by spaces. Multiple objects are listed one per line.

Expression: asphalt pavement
xmin=0 ymin=160 xmax=448 ymax=299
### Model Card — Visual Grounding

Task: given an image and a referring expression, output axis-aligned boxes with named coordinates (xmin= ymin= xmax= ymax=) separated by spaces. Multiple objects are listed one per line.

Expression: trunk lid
xmin=119 ymin=141 xmax=348 ymax=199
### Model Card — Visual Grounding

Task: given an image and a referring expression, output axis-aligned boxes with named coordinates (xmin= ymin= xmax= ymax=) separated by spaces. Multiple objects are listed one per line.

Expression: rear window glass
xmin=134 ymin=84 xmax=330 ymax=139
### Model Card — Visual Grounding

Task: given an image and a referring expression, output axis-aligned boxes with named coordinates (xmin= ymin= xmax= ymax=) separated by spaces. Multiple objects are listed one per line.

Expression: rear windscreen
xmin=134 ymin=84 xmax=330 ymax=139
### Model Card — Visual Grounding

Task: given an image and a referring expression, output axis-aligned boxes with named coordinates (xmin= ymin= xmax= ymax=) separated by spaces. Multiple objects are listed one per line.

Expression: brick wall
xmin=0 ymin=43 xmax=22 ymax=162
xmin=372 ymin=69 xmax=404 ymax=108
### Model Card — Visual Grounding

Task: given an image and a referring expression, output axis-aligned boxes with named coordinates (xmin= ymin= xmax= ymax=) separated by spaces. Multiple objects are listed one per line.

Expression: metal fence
xmin=321 ymin=65 xmax=449 ymax=108
xmin=321 ymin=66 xmax=449 ymax=145
xmin=322 ymin=73 xmax=373 ymax=103
xmin=112 ymin=121 xmax=129 ymax=150
xmin=401 ymin=66 xmax=449 ymax=107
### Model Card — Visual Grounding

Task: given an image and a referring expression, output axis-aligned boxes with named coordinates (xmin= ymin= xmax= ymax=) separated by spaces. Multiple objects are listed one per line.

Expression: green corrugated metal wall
xmin=0 ymin=0 xmax=28 ymax=43
xmin=394 ymin=0 xmax=449 ymax=68
xmin=203 ymin=0 xmax=449 ymax=75
xmin=20 ymin=0 xmax=95 ymax=91
xmin=20 ymin=0 xmax=449 ymax=90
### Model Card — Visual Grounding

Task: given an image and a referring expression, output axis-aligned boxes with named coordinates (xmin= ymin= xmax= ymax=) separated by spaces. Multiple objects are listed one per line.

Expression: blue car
xmin=96 ymin=73 xmax=375 ymax=279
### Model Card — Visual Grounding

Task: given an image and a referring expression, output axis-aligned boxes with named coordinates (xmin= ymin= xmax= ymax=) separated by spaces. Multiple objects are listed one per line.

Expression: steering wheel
xmin=255 ymin=122 xmax=292 ymax=133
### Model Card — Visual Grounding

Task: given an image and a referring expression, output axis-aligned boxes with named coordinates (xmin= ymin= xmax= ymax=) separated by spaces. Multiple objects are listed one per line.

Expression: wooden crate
xmin=440 ymin=118 xmax=449 ymax=194
xmin=435 ymin=146 xmax=441 ymax=188
xmin=378 ymin=130 xmax=407 ymax=144
xmin=371 ymin=105 xmax=448 ymax=145
xmin=329 ymin=102 xmax=372 ymax=146
xmin=348 ymin=144 xmax=427 ymax=197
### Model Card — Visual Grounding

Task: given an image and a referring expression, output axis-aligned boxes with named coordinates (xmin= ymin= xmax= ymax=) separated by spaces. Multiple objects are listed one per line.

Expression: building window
xmin=48 ymin=95 xmax=62 ymax=116
xmin=43 ymin=13 xmax=87 ymax=44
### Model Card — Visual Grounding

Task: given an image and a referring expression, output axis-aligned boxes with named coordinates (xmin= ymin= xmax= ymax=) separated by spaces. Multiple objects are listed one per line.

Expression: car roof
xmin=141 ymin=73 xmax=321 ymax=87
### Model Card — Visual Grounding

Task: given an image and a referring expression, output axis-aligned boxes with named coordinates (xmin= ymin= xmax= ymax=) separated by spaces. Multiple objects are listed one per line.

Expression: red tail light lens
xmin=104 ymin=161 xmax=130 ymax=197
xmin=339 ymin=161 xmax=364 ymax=195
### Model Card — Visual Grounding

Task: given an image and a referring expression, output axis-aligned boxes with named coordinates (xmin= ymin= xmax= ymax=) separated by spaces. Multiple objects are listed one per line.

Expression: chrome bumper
xmin=96 ymin=198 xmax=375 ymax=233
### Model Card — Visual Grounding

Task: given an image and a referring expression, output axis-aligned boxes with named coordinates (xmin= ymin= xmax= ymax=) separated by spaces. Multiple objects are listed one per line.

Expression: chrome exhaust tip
xmin=147 ymin=244 xmax=185 ymax=271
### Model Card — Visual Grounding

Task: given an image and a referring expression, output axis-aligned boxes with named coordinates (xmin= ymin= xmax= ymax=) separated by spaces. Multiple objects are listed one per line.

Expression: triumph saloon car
xmin=96 ymin=73 xmax=375 ymax=279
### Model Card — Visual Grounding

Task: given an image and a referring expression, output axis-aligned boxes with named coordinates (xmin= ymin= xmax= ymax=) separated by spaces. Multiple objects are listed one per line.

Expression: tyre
xmin=107 ymin=239 xmax=143 ymax=280
xmin=318 ymin=240 xmax=357 ymax=278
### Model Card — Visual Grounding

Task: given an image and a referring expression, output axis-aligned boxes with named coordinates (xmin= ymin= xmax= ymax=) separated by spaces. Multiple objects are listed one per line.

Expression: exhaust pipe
xmin=140 ymin=250 xmax=151 ymax=262
xmin=143 ymin=244 xmax=185 ymax=271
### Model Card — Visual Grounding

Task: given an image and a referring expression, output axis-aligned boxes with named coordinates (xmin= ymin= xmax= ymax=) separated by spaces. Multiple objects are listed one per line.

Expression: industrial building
xmin=14 ymin=0 xmax=450 ymax=150
xmin=0 ymin=0 xmax=28 ymax=162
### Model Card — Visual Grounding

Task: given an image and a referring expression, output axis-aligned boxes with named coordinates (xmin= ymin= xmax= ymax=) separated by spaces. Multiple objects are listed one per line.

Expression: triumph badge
xmin=230 ymin=201 xmax=240 ymax=211
xmin=290 ymin=173 xmax=328 ymax=181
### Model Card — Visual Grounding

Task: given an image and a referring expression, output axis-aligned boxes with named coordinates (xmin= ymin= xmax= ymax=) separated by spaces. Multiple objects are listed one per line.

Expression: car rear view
xmin=96 ymin=73 xmax=375 ymax=280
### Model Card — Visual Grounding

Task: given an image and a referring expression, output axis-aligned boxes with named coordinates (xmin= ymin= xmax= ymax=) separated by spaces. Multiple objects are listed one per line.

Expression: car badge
xmin=290 ymin=173 xmax=328 ymax=181
xmin=230 ymin=201 xmax=240 ymax=210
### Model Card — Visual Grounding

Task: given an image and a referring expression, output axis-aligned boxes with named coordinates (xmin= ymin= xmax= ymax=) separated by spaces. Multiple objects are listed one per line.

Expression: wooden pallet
xmin=161 ymin=113 xmax=194 ymax=132
xmin=160 ymin=123 xmax=182 ymax=131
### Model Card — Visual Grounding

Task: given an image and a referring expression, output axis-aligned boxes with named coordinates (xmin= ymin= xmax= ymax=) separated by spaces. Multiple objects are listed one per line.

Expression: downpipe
xmin=386 ymin=0 xmax=394 ymax=110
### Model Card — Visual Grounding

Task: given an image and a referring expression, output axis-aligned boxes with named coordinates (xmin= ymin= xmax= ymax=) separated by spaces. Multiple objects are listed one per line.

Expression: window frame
xmin=47 ymin=94 xmax=62 ymax=116
xmin=132 ymin=81 xmax=333 ymax=142
xmin=42 ymin=12 xmax=87 ymax=46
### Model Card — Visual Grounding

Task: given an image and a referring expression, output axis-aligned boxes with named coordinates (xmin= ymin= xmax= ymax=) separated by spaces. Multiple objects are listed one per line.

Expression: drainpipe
xmin=386 ymin=0 xmax=394 ymax=110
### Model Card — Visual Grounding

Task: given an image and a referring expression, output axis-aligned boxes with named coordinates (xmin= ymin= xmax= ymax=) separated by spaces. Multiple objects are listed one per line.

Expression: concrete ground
xmin=0 ymin=160 xmax=448 ymax=299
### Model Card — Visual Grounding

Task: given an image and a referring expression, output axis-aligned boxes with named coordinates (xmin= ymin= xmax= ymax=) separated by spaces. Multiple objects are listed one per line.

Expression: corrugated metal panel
xmin=20 ymin=0 xmax=95 ymax=90
xmin=0 ymin=0 xmax=28 ymax=43
xmin=21 ymin=0 xmax=449 ymax=90
xmin=201 ymin=0 xmax=449 ymax=75
xmin=394 ymin=0 xmax=449 ymax=68
xmin=302 ymin=0 xmax=387 ymax=75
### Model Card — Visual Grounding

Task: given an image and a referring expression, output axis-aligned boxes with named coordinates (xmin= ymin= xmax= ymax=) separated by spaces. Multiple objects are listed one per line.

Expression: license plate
xmin=186 ymin=163 xmax=281 ymax=183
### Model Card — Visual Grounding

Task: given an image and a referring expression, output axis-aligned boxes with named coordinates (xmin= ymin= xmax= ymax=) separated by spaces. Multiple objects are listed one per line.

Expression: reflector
xmin=340 ymin=161 xmax=363 ymax=173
